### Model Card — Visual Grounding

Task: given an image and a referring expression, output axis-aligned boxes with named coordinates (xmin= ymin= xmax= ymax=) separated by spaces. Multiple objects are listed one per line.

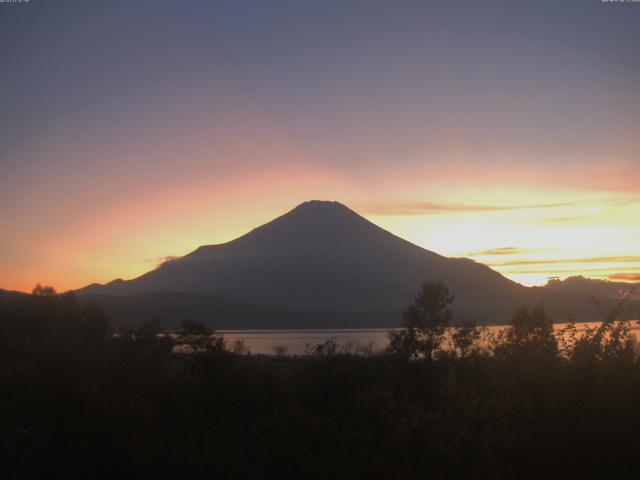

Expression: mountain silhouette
xmin=76 ymin=200 xmax=634 ymax=327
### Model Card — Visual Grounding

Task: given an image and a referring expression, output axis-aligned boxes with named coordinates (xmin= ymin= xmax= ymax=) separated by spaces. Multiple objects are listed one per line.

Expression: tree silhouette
xmin=176 ymin=318 xmax=225 ymax=353
xmin=450 ymin=320 xmax=484 ymax=358
xmin=494 ymin=306 xmax=558 ymax=361
xmin=388 ymin=281 xmax=454 ymax=360
xmin=32 ymin=283 xmax=56 ymax=296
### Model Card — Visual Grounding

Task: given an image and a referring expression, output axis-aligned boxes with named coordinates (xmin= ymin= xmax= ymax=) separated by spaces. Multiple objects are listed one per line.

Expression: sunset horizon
xmin=2 ymin=1 xmax=639 ymax=294
xmin=2 ymin=193 xmax=639 ymax=292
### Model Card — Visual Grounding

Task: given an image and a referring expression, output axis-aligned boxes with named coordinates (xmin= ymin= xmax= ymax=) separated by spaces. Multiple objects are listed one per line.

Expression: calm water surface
xmin=219 ymin=321 xmax=640 ymax=355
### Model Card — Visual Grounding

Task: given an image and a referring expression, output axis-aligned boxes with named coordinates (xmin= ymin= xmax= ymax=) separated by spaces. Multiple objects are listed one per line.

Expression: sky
xmin=1 ymin=0 xmax=639 ymax=292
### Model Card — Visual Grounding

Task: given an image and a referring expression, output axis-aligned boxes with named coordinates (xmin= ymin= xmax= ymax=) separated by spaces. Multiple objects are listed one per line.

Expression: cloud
xmin=535 ymin=216 xmax=592 ymax=225
xmin=155 ymin=256 xmax=179 ymax=269
xmin=607 ymin=273 xmax=640 ymax=282
xmin=487 ymin=256 xmax=640 ymax=267
xmin=507 ymin=267 xmax=640 ymax=275
xmin=464 ymin=246 xmax=529 ymax=256
xmin=363 ymin=201 xmax=578 ymax=216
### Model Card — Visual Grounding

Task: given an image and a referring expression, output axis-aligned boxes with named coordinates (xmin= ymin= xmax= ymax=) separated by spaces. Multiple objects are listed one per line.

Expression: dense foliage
xmin=1 ymin=284 xmax=640 ymax=479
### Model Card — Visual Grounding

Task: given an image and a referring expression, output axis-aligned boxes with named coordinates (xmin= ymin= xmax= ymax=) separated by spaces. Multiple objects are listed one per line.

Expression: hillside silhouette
xmin=2 ymin=284 xmax=640 ymax=478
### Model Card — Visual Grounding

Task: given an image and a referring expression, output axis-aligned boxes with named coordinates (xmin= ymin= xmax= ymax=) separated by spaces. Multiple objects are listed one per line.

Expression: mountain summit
xmin=189 ymin=200 xmax=383 ymax=255
xmin=77 ymin=200 xmax=598 ymax=327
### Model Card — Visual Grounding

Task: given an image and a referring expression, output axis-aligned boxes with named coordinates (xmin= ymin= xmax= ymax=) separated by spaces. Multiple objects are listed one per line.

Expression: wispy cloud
xmin=145 ymin=256 xmax=179 ymax=268
xmin=364 ymin=201 xmax=579 ymax=216
xmin=534 ymin=216 xmax=592 ymax=225
xmin=464 ymin=246 xmax=529 ymax=256
xmin=506 ymin=267 xmax=640 ymax=275
xmin=488 ymin=256 xmax=640 ymax=267
xmin=608 ymin=273 xmax=640 ymax=282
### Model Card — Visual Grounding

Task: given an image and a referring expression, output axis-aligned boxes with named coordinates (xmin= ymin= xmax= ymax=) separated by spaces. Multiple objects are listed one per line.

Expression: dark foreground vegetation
xmin=1 ymin=283 xmax=640 ymax=479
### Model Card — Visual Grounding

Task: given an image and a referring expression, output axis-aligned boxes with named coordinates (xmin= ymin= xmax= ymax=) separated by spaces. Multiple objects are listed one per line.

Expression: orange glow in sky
xmin=2 ymin=169 xmax=638 ymax=292
xmin=1 ymin=102 xmax=638 ymax=292
xmin=2 ymin=1 xmax=639 ymax=293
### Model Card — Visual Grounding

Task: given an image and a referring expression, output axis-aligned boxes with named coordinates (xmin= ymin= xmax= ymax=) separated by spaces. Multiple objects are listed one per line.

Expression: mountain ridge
xmin=74 ymin=200 xmax=637 ymax=327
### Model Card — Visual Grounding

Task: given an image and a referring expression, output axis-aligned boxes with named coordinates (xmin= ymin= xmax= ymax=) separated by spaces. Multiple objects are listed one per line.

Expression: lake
xmin=219 ymin=321 xmax=640 ymax=355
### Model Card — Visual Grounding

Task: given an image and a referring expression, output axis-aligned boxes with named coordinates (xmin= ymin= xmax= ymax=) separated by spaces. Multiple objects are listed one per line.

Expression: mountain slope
xmin=79 ymin=201 xmax=525 ymax=312
xmin=79 ymin=291 xmax=399 ymax=329
xmin=76 ymin=200 xmax=632 ymax=326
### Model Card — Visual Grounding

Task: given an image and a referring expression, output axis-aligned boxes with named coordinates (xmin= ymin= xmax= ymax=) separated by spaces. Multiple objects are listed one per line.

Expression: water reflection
xmin=218 ymin=321 xmax=640 ymax=355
